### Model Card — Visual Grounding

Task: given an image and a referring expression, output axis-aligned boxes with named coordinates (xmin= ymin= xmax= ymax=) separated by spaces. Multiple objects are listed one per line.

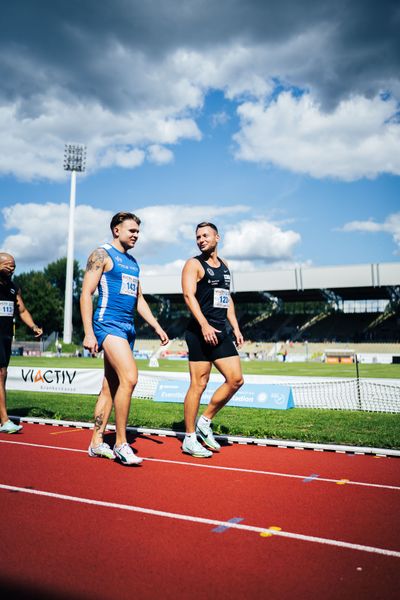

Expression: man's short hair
xmin=196 ymin=222 xmax=218 ymax=233
xmin=110 ymin=212 xmax=141 ymax=234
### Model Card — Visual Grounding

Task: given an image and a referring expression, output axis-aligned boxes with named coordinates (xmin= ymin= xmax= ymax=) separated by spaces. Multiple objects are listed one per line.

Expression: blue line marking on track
xmin=303 ymin=474 xmax=320 ymax=483
xmin=212 ymin=517 xmax=244 ymax=533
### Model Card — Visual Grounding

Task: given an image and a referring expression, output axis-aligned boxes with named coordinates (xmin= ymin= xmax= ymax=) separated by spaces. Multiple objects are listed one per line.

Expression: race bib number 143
xmin=120 ymin=274 xmax=138 ymax=297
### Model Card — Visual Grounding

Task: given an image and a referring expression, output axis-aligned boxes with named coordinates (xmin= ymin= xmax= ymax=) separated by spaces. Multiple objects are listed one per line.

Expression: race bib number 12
xmin=120 ymin=274 xmax=138 ymax=297
xmin=213 ymin=288 xmax=230 ymax=309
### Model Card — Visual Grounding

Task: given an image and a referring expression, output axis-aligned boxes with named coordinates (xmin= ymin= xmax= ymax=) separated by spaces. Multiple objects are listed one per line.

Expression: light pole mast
xmin=63 ymin=144 xmax=86 ymax=344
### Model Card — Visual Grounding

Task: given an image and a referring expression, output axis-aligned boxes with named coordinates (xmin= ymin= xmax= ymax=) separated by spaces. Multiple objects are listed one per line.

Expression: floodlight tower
xmin=63 ymin=144 xmax=86 ymax=344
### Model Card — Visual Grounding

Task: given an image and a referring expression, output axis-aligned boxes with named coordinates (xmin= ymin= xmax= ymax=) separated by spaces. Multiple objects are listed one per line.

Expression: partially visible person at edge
xmin=80 ymin=212 xmax=169 ymax=466
xmin=0 ymin=253 xmax=43 ymax=434
xmin=181 ymin=222 xmax=244 ymax=458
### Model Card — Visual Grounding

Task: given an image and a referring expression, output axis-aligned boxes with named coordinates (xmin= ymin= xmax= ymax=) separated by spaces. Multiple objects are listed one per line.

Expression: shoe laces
xmin=199 ymin=421 xmax=212 ymax=434
xmin=98 ymin=442 xmax=110 ymax=450
xmin=118 ymin=442 xmax=133 ymax=454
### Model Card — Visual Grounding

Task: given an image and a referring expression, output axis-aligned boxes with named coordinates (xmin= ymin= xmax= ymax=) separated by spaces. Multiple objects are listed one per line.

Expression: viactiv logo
xmin=21 ymin=369 xmax=77 ymax=385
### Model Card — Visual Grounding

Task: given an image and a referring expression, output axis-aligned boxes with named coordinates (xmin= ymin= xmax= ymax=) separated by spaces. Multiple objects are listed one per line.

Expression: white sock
xmin=185 ymin=432 xmax=197 ymax=441
xmin=198 ymin=415 xmax=211 ymax=427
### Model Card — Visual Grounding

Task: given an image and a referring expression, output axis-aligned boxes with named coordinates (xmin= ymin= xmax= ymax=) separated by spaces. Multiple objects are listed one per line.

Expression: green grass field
xmin=7 ymin=356 xmax=400 ymax=449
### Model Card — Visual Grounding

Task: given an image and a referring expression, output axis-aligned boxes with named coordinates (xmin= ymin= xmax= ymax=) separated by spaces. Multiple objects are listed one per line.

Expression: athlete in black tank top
xmin=0 ymin=253 xmax=43 ymax=433
xmin=0 ymin=278 xmax=19 ymax=338
xmin=187 ymin=254 xmax=231 ymax=333
xmin=181 ymin=222 xmax=244 ymax=458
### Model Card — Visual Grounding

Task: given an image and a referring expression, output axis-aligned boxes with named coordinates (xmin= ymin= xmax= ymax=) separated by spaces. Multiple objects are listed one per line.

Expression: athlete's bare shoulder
xmin=85 ymin=247 xmax=108 ymax=272
xmin=184 ymin=256 xmax=204 ymax=273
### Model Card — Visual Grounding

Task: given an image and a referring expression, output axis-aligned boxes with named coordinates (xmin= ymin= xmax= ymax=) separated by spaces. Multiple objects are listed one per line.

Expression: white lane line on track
xmin=1 ymin=438 xmax=399 ymax=492
xmin=1 ymin=483 xmax=399 ymax=559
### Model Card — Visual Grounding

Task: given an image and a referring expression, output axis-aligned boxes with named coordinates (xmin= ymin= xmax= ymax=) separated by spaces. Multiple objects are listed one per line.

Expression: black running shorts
xmin=185 ymin=328 xmax=238 ymax=362
xmin=0 ymin=336 xmax=12 ymax=368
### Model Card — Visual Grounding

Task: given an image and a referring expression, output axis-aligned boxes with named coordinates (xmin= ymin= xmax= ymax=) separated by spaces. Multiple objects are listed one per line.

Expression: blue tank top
xmin=94 ymin=244 xmax=140 ymax=323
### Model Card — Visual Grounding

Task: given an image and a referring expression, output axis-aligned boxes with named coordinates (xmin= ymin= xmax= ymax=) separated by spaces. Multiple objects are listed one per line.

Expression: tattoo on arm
xmin=94 ymin=413 xmax=104 ymax=431
xmin=86 ymin=249 xmax=107 ymax=272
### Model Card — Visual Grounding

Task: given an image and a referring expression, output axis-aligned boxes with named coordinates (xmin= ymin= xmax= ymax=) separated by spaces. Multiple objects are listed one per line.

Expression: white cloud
xmin=0 ymin=97 xmax=201 ymax=181
xmin=220 ymin=219 xmax=301 ymax=261
xmin=133 ymin=204 xmax=250 ymax=258
xmin=341 ymin=212 xmax=400 ymax=250
xmin=98 ymin=147 xmax=145 ymax=169
xmin=147 ymin=145 xmax=174 ymax=165
xmin=1 ymin=203 xmax=112 ymax=268
xmin=234 ymin=93 xmax=400 ymax=181
xmin=170 ymin=45 xmax=274 ymax=100
xmin=340 ymin=220 xmax=383 ymax=233
xmin=0 ymin=202 xmax=251 ymax=269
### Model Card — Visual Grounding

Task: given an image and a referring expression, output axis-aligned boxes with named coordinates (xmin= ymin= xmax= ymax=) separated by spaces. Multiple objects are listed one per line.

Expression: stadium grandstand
xmin=136 ymin=262 xmax=400 ymax=353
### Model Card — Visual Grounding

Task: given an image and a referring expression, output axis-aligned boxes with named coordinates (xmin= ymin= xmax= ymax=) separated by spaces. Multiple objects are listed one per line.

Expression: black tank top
xmin=187 ymin=255 xmax=231 ymax=331
xmin=0 ymin=279 xmax=18 ymax=337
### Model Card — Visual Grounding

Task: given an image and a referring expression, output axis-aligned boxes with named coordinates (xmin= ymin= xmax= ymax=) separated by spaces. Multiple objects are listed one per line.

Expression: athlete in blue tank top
xmin=80 ymin=212 xmax=169 ymax=465
xmin=92 ymin=243 xmax=141 ymax=349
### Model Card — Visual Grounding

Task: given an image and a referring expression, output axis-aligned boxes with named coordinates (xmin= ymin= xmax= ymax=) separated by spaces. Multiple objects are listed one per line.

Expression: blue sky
xmin=0 ymin=0 xmax=399 ymax=276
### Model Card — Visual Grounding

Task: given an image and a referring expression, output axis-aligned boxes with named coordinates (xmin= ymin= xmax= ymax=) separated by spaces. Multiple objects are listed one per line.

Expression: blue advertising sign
xmin=154 ymin=380 xmax=294 ymax=410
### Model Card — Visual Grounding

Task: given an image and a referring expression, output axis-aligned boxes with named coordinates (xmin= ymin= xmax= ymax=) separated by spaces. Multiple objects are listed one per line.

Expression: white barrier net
xmin=135 ymin=372 xmax=400 ymax=413
xmin=7 ymin=367 xmax=400 ymax=413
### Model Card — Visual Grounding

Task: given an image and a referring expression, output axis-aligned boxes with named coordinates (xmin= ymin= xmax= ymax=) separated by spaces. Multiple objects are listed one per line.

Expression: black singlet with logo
xmin=0 ymin=279 xmax=18 ymax=337
xmin=187 ymin=255 xmax=231 ymax=331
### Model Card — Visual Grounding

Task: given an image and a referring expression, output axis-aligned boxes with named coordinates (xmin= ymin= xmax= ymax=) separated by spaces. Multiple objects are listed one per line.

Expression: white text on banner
xmin=154 ymin=379 xmax=294 ymax=409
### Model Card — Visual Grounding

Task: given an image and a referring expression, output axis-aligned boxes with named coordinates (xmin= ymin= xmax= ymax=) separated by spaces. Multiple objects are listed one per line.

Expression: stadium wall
xmin=141 ymin=262 xmax=400 ymax=295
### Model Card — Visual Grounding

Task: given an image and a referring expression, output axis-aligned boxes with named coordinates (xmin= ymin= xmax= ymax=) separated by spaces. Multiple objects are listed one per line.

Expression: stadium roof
xmin=142 ymin=262 xmax=400 ymax=303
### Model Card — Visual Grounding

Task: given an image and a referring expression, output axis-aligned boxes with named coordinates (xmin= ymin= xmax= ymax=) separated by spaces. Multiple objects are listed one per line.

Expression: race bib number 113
xmin=0 ymin=301 xmax=14 ymax=317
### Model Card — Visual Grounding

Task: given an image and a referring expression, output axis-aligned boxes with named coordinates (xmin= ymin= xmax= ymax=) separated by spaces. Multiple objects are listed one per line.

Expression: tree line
xmin=14 ymin=258 xmax=84 ymax=343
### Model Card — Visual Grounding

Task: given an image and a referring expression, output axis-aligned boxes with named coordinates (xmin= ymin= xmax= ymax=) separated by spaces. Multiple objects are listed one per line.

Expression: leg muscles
xmin=202 ymin=355 xmax=244 ymax=420
xmin=102 ymin=335 xmax=138 ymax=447
xmin=184 ymin=361 xmax=211 ymax=433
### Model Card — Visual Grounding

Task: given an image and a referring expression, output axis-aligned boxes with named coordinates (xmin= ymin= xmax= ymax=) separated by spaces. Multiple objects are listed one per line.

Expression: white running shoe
xmin=182 ymin=436 xmax=212 ymax=458
xmin=0 ymin=420 xmax=23 ymax=434
xmin=88 ymin=442 xmax=116 ymax=460
xmin=196 ymin=420 xmax=221 ymax=451
xmin=113 ymin=443 xmax=143 ymax=465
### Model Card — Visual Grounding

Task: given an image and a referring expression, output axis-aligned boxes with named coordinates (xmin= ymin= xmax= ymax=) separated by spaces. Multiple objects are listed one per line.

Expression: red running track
xmin=0 ymin=423 xmax=399 ymax=600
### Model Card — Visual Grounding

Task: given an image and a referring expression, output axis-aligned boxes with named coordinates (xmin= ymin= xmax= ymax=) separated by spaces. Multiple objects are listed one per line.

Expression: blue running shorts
xmin=93 ymin=320 xmax=136 ymax=350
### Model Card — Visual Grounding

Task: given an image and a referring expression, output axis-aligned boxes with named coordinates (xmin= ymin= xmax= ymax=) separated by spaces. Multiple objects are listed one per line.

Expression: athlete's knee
xmin=226 ymin=375 xmax=244 ymax=391
xmin=190 ymin=374 xmax=209 ymax=394
xmin=119 ymin=372 xmax=138 ymax=391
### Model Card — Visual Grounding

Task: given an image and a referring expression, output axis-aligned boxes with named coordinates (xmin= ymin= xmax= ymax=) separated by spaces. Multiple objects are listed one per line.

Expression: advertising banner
xmin=7 ymin=366 xmax=103 ymax=395
xmin=154 ymin=379 xmax=294 ymax=410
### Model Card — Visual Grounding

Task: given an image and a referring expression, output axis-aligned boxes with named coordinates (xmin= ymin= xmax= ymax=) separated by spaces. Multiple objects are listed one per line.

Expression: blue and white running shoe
xmin=113 ymin=443 xmax=143 ymax=465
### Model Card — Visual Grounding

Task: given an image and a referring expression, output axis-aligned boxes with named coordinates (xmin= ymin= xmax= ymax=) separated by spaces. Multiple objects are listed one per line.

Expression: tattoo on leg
xmin=94 ymin=413 xmax=104 ymax=431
